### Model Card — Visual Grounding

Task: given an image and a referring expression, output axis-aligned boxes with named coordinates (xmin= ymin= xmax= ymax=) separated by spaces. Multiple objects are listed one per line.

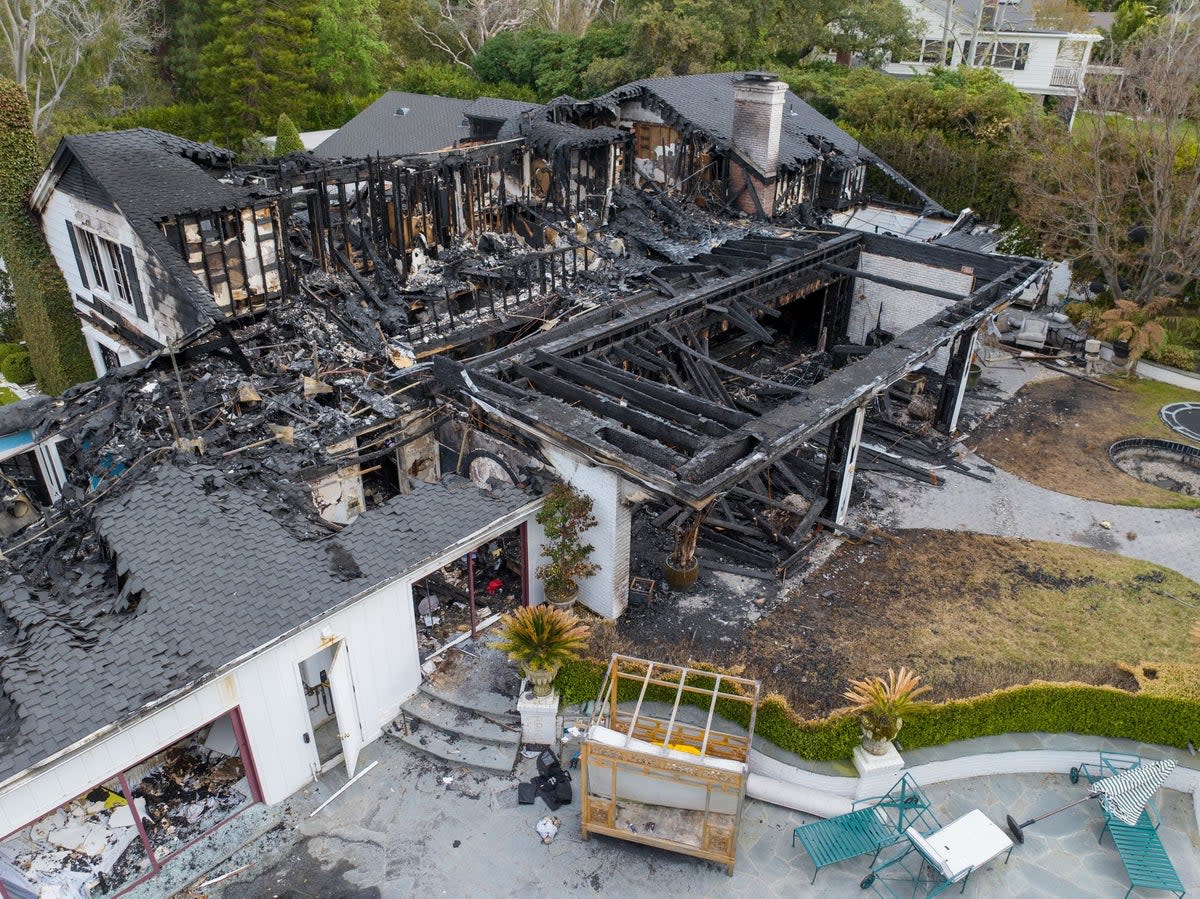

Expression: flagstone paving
xmin=194 ymin=738 xmax=1199 ymax=899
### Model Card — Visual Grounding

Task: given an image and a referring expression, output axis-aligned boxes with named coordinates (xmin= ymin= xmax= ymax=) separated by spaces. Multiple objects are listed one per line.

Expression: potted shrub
xmin=664 ymin=509 xmax=704 ymax=590
xmin=535 ymin=483 xmax=599 ymax=609
xmin=491 ymin=604 xmax=591 ymax=697
xmin=843 ymin=667 xmax=931 ymax=756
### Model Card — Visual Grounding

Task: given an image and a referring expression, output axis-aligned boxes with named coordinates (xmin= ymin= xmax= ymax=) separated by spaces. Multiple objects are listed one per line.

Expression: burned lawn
xmin=971 ymin=374 xmax=1200 ymax=509
xmin=588 ymin=530 xmax=1200 ymax=718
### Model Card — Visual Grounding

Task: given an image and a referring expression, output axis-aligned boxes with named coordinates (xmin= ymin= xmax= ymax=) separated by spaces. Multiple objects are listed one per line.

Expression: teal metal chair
xmin=792 ymin=773 xmax=939 ymax=883
xmin=1071 ymin=752 xmax=1184 ymax=899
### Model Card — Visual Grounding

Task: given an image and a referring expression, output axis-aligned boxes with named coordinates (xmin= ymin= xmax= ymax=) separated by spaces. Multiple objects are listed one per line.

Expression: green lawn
xmin=0 ymin=387 xmax=20 ymax=405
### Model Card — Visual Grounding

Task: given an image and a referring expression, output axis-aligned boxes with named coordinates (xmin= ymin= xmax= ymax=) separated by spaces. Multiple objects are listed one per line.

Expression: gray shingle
xmin=0 ymin=464 xmax=533 ymax=782
xmin=313 ymin=92 xmax=473 ymax=159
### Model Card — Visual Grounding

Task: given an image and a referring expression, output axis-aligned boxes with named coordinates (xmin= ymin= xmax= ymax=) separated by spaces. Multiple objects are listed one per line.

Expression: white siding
xmin=0 ymin=577 xmax=422 ymax=836
xmin=40 ymin=189 xmax=174 ymax=350
xmin=543 ymin=446 xmax=630 ymax=619
xmin=848 ymin=252 xmax=976 ymax=370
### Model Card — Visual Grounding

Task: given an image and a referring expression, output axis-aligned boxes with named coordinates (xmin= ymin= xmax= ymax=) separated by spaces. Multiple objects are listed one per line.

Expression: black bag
xmin=517 ymin=782 xmax=537 ymax=805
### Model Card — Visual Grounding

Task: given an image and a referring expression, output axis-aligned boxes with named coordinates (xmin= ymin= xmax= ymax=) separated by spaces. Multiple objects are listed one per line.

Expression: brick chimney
xmin=729 ymin=72 xmax=787 ymax=218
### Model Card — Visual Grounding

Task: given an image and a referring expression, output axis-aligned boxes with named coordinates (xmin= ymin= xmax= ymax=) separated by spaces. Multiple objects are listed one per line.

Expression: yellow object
xmin=666 ymin=742 xmax=700 ymax=755
xmin=104 ymin=790 xmax=127 ymax=809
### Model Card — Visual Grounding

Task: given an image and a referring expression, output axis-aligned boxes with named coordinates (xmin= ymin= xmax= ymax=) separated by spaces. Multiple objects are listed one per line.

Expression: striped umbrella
xmin=1093 ymin=759 xmax=1176 ymax=826
xmin=1007 ymin=757 xmax=1176 ymax=842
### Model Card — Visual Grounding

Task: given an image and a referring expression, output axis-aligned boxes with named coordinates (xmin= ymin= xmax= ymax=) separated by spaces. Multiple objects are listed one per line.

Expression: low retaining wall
xmin=746 ymin=743 xmax=1200 ymax=835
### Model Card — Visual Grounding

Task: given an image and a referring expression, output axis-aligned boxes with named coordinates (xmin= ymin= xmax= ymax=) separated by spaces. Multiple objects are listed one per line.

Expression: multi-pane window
xmin=79 ymin=228 xmax=109 ymax=293
xmin=75 ymin=226 xmax=137 ymax=311
xmin=970 ymin=41 xmax=1030 ymax=70
xmin=919 ymin=39 xmax=952 ymax=64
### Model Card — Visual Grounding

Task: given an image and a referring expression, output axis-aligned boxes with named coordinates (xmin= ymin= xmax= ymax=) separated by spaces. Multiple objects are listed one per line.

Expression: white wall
xmin=0 ymin=498 xmax=543 ymax=835
xmin=41 ymin=188 xmax=174 ymax=351
xmin=0 ymin=576 xmax=422 ymax=836
xmin=849 ymin=253 xmax=976 ymax=370
xmin=543 ymin=446 xmax=630 ymax=619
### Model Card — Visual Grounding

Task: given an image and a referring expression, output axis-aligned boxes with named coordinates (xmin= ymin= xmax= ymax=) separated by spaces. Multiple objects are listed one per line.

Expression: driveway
xmin=866 ymin=452 xmax=1200 ymax=584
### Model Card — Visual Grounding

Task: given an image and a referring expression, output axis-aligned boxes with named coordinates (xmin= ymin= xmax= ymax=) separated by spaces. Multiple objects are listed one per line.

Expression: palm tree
xmin=1100 ymin=297 xmax=1171 ymax=377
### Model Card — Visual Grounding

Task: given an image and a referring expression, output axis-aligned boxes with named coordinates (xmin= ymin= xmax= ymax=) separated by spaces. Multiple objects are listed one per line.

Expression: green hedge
xmin=559 ymin=660 xmax=1200 ymax=762
xmin=1 ymin=351 xmax=33 ymax=384
xmin=0 ymin=341 xmax=23 ymax=361
xmin=0 ymin=79 xmax=95 ymax=394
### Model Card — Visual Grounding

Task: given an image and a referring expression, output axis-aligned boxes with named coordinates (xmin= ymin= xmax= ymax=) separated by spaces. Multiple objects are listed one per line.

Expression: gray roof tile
xmin=0 ymin=464 xmax=533 ymax=782
xmin=313 ymin=92 xmax=473 ymax=159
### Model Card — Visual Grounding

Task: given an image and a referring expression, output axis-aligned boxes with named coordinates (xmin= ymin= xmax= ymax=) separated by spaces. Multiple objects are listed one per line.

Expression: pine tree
xmin=0 ymin=79 xmax=95 ymax=393
xmin=274 ymin=113 xmax=305 ymax=156
xmin=197 ymin=0 xmax=319 ymax=149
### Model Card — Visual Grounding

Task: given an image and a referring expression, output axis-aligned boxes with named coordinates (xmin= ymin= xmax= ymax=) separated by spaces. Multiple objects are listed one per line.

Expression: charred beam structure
xmin=442 ymin=229 xmax=1047 ymax=576
xmin=935 ymin=328 xmax=978 ymax=435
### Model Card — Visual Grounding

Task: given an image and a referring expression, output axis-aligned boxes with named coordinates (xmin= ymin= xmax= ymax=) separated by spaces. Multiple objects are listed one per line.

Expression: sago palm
xmin=843 ymin=667 xmax=932 ymax=738
xmin=491 ymin=604 xmax=591 ymax=671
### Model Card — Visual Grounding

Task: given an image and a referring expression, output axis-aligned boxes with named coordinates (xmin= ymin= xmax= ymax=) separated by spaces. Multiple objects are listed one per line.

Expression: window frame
xmin=73 ymin=225 xmax=139 ymax=315
xmin=919 ymin=39 xmax=952 ymax=65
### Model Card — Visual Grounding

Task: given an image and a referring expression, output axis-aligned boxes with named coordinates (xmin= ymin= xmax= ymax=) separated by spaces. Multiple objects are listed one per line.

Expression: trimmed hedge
xmin=558 ymin=659 xmax=1200 ymax=762
xmin=1 ymin=351 xmax=33 ymax=385
xmin=0 ymin=341 xmax=22 ymax=361
xmin=0 ymin=79 xmax=95 ymax=394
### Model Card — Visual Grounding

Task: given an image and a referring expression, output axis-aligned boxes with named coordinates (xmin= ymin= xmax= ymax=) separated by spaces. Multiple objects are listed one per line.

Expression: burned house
xmin=1 ymin=72 xmax=1049 ymax=896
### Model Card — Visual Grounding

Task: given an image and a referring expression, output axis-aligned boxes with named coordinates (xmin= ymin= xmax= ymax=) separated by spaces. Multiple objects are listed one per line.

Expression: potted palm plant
xmin=535 ymin=483 xmax=599 ymax=609
xmin=491 ymin=605 xmax=591 ymax=697
xmin=843 ymin=667 xmax=931 ymax=756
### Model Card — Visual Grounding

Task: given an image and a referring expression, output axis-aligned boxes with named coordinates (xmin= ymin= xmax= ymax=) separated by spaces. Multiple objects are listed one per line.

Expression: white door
xmin=327 ymin=641 xmax=363 ymax=776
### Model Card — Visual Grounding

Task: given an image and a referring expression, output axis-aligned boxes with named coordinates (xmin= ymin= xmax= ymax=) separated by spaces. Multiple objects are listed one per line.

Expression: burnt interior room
xmin=442 ymin=229 xmax=1045 ymax=583
xmin=411 ymin=523 xmax=528 ymax=660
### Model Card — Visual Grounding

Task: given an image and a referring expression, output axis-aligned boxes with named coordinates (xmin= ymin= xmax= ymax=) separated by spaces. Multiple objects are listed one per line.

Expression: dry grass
xmin=971 ymin=374 xmax=1200 ymax=509
xmin=733 ymin=532 xmax=1200 ymax=715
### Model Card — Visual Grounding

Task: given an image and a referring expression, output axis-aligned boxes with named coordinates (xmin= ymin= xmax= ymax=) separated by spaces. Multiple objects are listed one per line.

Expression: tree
xmin=0 ymin=78 xmax=94 ymax=393
xmin=274 ymin=112 xmax=305 ymax=155
xmin=822 ymin=0 xmax=917 ymax=67
xmin=0 ymin=0 xmax=158 ymax=134
xmin=416 ymin=0 xmax=537 ymax=68
xmin=1032 ymin=0 xmax=1095 ymax=32
xmin=197 ymin=0 xmax=318 ymax=148
xmin=314 ymin=0 xmax=387 ymax=106
xmin=1015 ymin=25 xmax=1200 ymax=307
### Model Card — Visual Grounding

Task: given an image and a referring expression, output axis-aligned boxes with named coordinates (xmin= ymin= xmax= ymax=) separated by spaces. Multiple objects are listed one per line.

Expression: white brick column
xmin=542 ymin=447 xmax=631 ymax=619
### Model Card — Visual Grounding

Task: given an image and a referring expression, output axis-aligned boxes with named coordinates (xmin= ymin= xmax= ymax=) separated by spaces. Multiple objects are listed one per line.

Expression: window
xmin=71 ymin=225 xmax=145 ymax=318
xmin=919 ymin=39 xmax=952 ymax=64
xmin=79 ymin=228 xmax=109 ymax=293
xmin=99 ymin=342 xmax=122 ymax=374
xmin=971 ymin=40 xmax=1030 ymax=70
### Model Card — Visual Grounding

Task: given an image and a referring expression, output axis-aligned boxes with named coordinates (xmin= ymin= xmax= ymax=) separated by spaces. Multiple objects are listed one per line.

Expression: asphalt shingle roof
xmin=598 ymin=73 xmax=945 ymax=214
xmin=0 ymin=464 xmax=533 ymax=783
xmin=62 ymin=128 xmax=257 ymax=220
xmin=313 ymin=92 xmax=473 ymax=159
xmin=464 ymin=97 xmax=543 ymax=124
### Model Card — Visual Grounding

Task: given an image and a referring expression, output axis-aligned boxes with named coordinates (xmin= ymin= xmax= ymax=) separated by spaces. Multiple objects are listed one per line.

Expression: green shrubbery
xmin=1 ymin=352 xmax=34 ymax=385
xmin=559 ymin=658 xmax=1200 ymax=761
xmin=0 ymin=80 xmax=95 ymax=394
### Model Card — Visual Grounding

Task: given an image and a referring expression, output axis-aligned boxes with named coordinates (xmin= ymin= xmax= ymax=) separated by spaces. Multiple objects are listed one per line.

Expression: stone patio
xmin=191 ymin=734 xmax=1200 ymax=899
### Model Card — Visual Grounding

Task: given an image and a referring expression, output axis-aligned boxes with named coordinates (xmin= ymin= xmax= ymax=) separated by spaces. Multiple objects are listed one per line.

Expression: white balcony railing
xmin=1050 ymin=64 xmax=1083 ymax=88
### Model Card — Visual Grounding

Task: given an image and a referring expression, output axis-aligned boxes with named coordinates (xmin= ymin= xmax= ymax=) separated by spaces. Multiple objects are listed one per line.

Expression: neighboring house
xmin=30 ymin=129 xmax=282 ymax=376
xmin=885 ymin=0 xmax=1101 ymax=121
xmin=312 ymin=91 xmax=476 ymax=159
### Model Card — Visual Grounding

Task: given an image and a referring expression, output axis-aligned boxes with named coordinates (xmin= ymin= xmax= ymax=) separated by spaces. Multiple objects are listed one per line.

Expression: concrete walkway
xmin=197 ymin=737 xmax=1200 ymax=899
xmin=867 ymin=452 xmax=1200 ymax=583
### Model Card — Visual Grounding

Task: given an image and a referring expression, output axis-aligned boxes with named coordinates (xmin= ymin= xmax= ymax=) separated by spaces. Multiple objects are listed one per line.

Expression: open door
xmin=327 ymin=641 xmax=363 ymax=776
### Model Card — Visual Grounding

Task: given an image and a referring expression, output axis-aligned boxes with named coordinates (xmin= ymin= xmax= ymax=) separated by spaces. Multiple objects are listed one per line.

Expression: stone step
xmin=418 ymin=681 xmax=520 ymax=728
xmin=400 ymin=693 xmax=521 ymax=748
xmin=394 ymin=720 xmax=518 ymax=773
